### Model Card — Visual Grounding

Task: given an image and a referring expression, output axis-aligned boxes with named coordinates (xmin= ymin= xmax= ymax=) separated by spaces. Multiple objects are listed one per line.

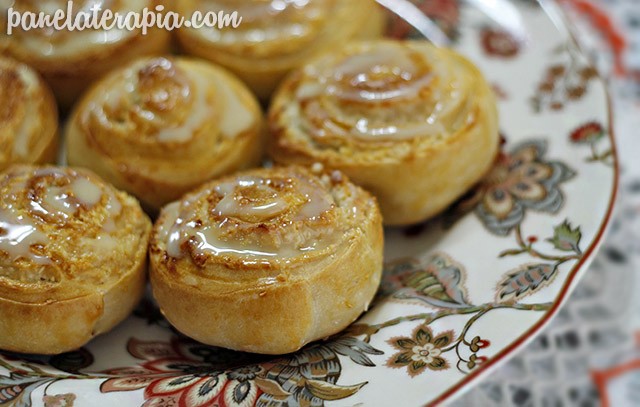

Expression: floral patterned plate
xmin=0 ymin=0 xmax=617 ymax=406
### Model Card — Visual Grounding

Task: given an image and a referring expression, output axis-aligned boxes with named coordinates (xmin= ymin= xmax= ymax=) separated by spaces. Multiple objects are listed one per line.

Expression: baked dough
xmin=0 ymin=165 xmax=151 ymax=354
xmin=0 ymin=0 xmax=171 ymax=109
xmin=150 ymin=166 xmax=383 ymax=354
xmin=175 ymin=0 xmax=385 ymax=100
xmin=269 ymin=40 xmax=500 ymax=225
xmin=0 ymin=57 xmax=59 ymax=172
xmin=66 ymin=56 xmax=265 ymax=212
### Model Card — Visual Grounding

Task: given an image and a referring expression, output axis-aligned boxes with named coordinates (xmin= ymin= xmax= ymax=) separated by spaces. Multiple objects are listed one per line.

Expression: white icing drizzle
xmin=90 ymin=65 xmax=138 ymax=129
xmin=11 ymin=65 xmax=40 ymax=158
xmin=295 ymin=183 xmax=334 ymax=220
xmin=331 ymin=45 xmax=419 ymax=90
xmin=155 ymin=68 xmax=254 ymax=141
xmin=297 ymin=44 xmax=470 ymax=141
xmin=238 ymin=0 xmax=314 ymax=20
xmin=302 ymin=43 xmax=430 ymax=103
xmin=154 ymin=61 xmax=207 ymax=142
xmin=89 ymin=60 xmax=180 ymax=141
xmin=349 ymin=114 xmax=447 ymax=139
xmin=0 ymin=167 xmax=125 ymax=266
xmin=91 ymin=59 xmax=251 ymax=142
xmin=20 ymin=28 xmax=131 ymax=59
xmin=163 ymin=201 xmax=195 ymax=259
xmin=173 ymin=223 xmax=283 ymax=260
xmin=70 ymin=177 xmax=103 ymax=206
xmin=28 ymin=168 xmax=121 ymax=230
xmin=213 ymin=177 xmax=289 ymax=220
xmin=162 ymin=175 xmax=334 ymax=261
xmin=29 ymin=169 xmax=104 ymax=219
xmin=101 ymin=191 xmax=122 ymax=232
xmin=0 ymin=210 xmax=50 ymax=265
xmin=102 ymin=191 xmax=122 ymax=233
xmin=327 ymin=75 xmax=433 ymax=103
xmin=214 ymin=75 xmax=255 ymax=138
xmin=213 ymin=176 xmax=333 ymax=222
xmin=105 ymin=192 xmax=122 ymax=216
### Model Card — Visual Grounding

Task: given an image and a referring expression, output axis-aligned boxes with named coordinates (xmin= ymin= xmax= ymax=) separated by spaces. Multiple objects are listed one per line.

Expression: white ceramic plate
xmin=0 ymin=1 xmax=617 ymax=406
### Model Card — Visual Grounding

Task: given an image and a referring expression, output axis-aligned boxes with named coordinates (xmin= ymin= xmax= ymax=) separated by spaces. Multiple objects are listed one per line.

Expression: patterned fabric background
xmin=453 ymin=0 xmax=640 ymax=405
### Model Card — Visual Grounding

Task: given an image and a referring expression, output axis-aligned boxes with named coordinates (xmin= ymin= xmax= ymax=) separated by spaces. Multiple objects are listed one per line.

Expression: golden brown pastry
xmin=0 ymin=165 xmax=151 ymax=354
xmin=150 ymin=166 xmax=383 ymax=354
xmin=0 ymin=57 xmax=59 ymax=172
xmin=0 ymin=0 xmax=171 ymax=109
xmin=175 ymin=0 xmax=385 ymax=100
xmin=66 ymin=56 xmax=265 ymax=212
xmin=269 ymin=40 xmax=500 ymax=225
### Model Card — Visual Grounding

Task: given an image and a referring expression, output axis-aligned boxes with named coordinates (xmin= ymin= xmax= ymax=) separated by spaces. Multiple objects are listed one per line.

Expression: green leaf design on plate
xmin=547 ymin=220 xmax=582 ymax=253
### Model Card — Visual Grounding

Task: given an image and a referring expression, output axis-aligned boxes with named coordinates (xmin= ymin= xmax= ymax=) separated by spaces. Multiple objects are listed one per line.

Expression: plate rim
xmin=429 ymin=2 xmax=620 ymax=404
xmin=0 ymin=1 xmax=621 ymax=406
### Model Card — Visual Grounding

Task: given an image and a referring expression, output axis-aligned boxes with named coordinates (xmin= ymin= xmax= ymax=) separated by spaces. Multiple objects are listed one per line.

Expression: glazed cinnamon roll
xmin=175 ymin=0 xmax=385 ymax=100
xmin=150 ymin=166 xmax=383 ymax=354
xmin=0 ymin=57 xmax=59 ymax=172
xmin=0 ymin=0 xmax=171 ymax=109
xmin=0 ymin=165 xmax=151 ymax=354
xmin=66 ymin=56 xmax=265 ymax=212
xmin=269 ymin=41 xmax=500 ymax=225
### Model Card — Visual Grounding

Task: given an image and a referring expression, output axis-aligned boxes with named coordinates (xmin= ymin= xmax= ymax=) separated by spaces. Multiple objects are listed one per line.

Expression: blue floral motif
xmin=454 ymin=139 xmax=575 ymax=236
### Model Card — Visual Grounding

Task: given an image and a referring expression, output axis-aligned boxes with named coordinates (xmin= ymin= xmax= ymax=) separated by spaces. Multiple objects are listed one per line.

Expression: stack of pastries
xmin=0 ymin=0 xmax=499 ymax=355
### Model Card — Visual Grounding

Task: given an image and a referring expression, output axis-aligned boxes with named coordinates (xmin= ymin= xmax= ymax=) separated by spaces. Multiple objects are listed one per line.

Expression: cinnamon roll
xmin=150 ymin=166 xmax=383 ymax=354
xmin=175 ymin=0 xmax=385 ymax=100
xmin=0 ymin=165 xmax=151 ymax=354
xmin=269 ymin=41 xmax=500 ymax=225
xmin=0 ymin=0 xmax=171 ymax=109
xmin=66 ymin=56 xmax=265 ymax=212
xmin=0 ymin=57 xmax=59 ymax=172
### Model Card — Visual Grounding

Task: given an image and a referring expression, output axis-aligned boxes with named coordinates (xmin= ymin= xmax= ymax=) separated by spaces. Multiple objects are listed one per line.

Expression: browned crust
xmin=0 ymin=229 xmax=148 ymax=355
xmin=149 ymin=167 xmax=384 ymax=354
xmin=2 ymin=26 xmax=171 ymax=110
xmin=0 ymin=58 xmax=59 ymax=172
xmin=175 ymin=0 xmax=385 ymax=100
xmin=65 ymin=57 xmax=265 ymax=212
xmin=267 ymin=41 xmax=500 ymax=225
xmin=0 ymin=166 xmax=152 ymax=354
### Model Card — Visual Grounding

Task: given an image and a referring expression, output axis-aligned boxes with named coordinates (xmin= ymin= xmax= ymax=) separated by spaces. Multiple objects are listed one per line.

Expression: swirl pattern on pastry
xmin=176 ymin=0 xmax=384 ymax=99
xmin=0 ymin=165 xmax=151 ymax=354
xmin=269 ymin=41 xmax=500 ymax=225
xmin=66 ymin=56 xmax=264 ymax=211
xmin=0 ymin=57 xmax=58 ymax=172
xmin=1 ymin=0 xmax=171 ymax=108
xmin=150 ymin=166 xmax=383 ymax=354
